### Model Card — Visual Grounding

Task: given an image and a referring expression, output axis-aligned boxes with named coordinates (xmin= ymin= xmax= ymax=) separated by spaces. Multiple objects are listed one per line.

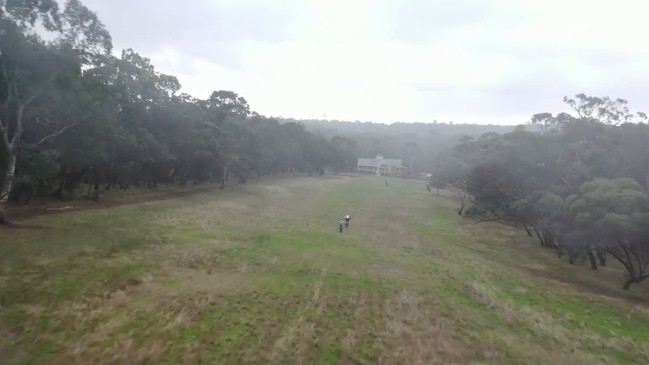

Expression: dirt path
xmin=6 ymin=184 xmax=221 ymax=222
xmin=518 ymin=264 xmax=649 ymax=306
xmin=5 ymin=174 xmax=337 ymax=222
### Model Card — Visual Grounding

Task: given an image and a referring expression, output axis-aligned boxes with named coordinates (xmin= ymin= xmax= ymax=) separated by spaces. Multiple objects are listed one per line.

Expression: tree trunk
xmin=456 ymin=181 xmax=468 ymax=216
xmin=533 ymin=227 xmax=545 ymax=247
xmin=622 ymin=274 xmax=649 ymax=290
xmin=623 ymin=279 xmax=632 ymax=290
xmin=91 ymin=169 xmax=100 ymax=201
xmin=534 ymin=229 xmax=556 ymax=248
xmin=587 ymin=251 xmax=598 ymax=270
xmin=521 ymin=222 xmax=533 ymax=237
xmin=597 ymin=250 xmax=607 ymax=266
xmin=542 ymin=230 xmax=555 ymax=248
xmin=1 ymin=153 xmax=17 ymax=203
xmin=0 ymin=153 xmax=17 ymax=224
xmin=220 ymin=165 xmax=228 ymax=190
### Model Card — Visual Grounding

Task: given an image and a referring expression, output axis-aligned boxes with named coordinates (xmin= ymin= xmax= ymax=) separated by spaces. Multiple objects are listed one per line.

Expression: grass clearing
xmin=1 ymin=175 xmax=649 ymax=364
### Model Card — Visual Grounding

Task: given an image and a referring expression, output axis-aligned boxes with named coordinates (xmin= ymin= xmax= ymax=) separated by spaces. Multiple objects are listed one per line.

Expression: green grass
xmin=1 ymin=175 xmax=649 ymax=364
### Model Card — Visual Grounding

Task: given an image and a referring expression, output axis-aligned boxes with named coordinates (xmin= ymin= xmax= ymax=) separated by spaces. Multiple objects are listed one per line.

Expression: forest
xmin=0 ymin=0 xmax=362 ymax=220
xmin=430 ymin=94 xmax=649 ymax=290
xmin=283 ymin=118 xmax=513 ymax=175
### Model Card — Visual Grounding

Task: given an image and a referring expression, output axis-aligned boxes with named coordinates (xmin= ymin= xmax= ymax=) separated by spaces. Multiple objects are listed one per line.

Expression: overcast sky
xmin=82 ymin=0 xmax=648 ymax=125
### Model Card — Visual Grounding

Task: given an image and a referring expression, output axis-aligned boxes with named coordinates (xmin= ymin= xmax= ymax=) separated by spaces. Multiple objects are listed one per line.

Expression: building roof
xmin=357 ymin=155 xmax=403 ymax=167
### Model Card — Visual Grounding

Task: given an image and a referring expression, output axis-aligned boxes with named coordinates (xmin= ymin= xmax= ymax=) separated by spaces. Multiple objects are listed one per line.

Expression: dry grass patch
xmin=376 ymin=289 xmax=472 ymax=365
xmin=269 ymin=269 xmax=329 ymax=361
xmin=464 ymin=281 xmax=499 ymax=309
xmin=0 ymin=239 xmax=259 ymax=365
xmin=462 ymin=279 xmax=647 ymax=364
xmin=42 ymin=289 xmax=228 ymax=365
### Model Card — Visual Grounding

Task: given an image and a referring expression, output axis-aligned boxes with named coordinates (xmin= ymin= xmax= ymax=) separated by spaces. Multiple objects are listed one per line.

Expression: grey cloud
xmin=77 ymin=0 xmax=649 ymax=123
xmin=385 ymin=1 xmax=647 ymax=115
xmin=387 ymin=0 xmax=531 ymax=43
xmin=389 ymin=0 xmax=491 ymax=42
xmin=413 ymin=63 xmax=572 ymax=123
xmin=82 ymin=0 xmax=300 ymax=69
xmin=457 ymin=40 xmax=645 ymax=98
xmin=592 ymin=74 xmax=649 ymax=112
xmin=485 ymin=42 xmax=636 ymax=69
xmin=414 ymin=83 xmax=464 ymax=93
xmin=581 ymin=50 xmax=636 ymax=69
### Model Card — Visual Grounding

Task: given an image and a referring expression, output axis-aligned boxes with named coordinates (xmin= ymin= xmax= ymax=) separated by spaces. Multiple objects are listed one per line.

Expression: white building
xmin=356 ymin=155 xmax=406 ymax=177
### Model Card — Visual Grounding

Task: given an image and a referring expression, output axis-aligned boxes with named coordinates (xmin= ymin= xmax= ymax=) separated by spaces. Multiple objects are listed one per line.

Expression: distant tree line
xmin=0 ymin=0 xmax=358 ymax=222
xmin=283 ymin=118 xmax=513 ymax=178
xmin=430 ymin=94 xmax=649 ymax=290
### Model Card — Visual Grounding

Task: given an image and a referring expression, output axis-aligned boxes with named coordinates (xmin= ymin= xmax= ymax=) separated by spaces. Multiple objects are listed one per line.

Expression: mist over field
xmin=2 ymin=1 xmax=649 ymax=364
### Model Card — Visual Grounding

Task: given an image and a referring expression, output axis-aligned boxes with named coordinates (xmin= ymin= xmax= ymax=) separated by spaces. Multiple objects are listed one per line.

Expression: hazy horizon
xmin=276 ymin=116 xmax=526 ymax=127
xmin=82 ymin=0 xmax=648 ymax=125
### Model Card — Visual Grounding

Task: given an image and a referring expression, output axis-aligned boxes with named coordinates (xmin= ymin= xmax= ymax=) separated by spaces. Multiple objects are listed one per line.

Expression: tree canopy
xmin=433 ymin=94 xmax=649 ymax=289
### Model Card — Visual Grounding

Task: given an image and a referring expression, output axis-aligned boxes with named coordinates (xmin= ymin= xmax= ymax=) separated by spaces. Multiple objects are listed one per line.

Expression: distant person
xmin=385 ymin=180 xmax=388 ymax=186
xmin=339 ymin=218 xmax=345 ymax=233
xmin=344 ymin=215 xmax=351 ymax=227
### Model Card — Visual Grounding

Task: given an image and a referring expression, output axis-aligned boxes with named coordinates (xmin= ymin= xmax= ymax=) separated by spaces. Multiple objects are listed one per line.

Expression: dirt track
xmin=460 ymin=244 xmax=649 ymax=307
xmin=6 ymin=184 xmax=220 ymax=221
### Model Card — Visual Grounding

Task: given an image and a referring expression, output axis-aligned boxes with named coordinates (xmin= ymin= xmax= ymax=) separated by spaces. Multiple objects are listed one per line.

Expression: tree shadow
xmin=1 ymin=222 xmax=45 ymax=231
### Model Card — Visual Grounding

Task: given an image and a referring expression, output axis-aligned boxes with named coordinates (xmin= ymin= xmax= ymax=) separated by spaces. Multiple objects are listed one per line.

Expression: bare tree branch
xmin=1 ymin=63 xmax=11 ymax=110
xmin=25 ymin=122 xmax=78 ymax=147
xmin=0 ymin=118 xmax=9 ymax=149
xmin=107 ymin=132 xmax=129 ymax=141
xmin=470 ymin=216 xmax=509 ymax=224
xmin=35 ymin=117 xmax=60 ymax=126
xmin=21 ymin=93 xmax=38 ymax=109
xmin=1 ymin=64 xmax=13 ymax=137
xmin=9 ymin=104 xmax=25 ymax=148
xmin=5 ymin=74 xmax=56 ymax=149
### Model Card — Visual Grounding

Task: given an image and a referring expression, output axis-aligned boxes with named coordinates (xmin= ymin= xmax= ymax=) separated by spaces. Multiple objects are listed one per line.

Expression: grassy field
xmin=1 ymin=175 xmax=649 ymax=364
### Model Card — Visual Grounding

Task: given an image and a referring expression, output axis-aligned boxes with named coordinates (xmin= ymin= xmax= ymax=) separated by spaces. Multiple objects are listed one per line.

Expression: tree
xmin=530 ymin=113 xmax=559 ymax=135
xmin=208 ymin=90 xmax=250 ymax=118
xmin=431 ymin=155 xmax=469 ymax=214
xmin=434 ymin=94 xmax=649 ymax=289
xmin=330 ymin=135 xmax=356 ymax=174
xmin=563 ymin=93 xmax=647 ymax=125
xmin=428 ymin=172 xmax=447 ymax=195
xmin=567 ymin=178 xmax=649 ymax=289
xmin=0 ymin=0 xmax=111 ymax=221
